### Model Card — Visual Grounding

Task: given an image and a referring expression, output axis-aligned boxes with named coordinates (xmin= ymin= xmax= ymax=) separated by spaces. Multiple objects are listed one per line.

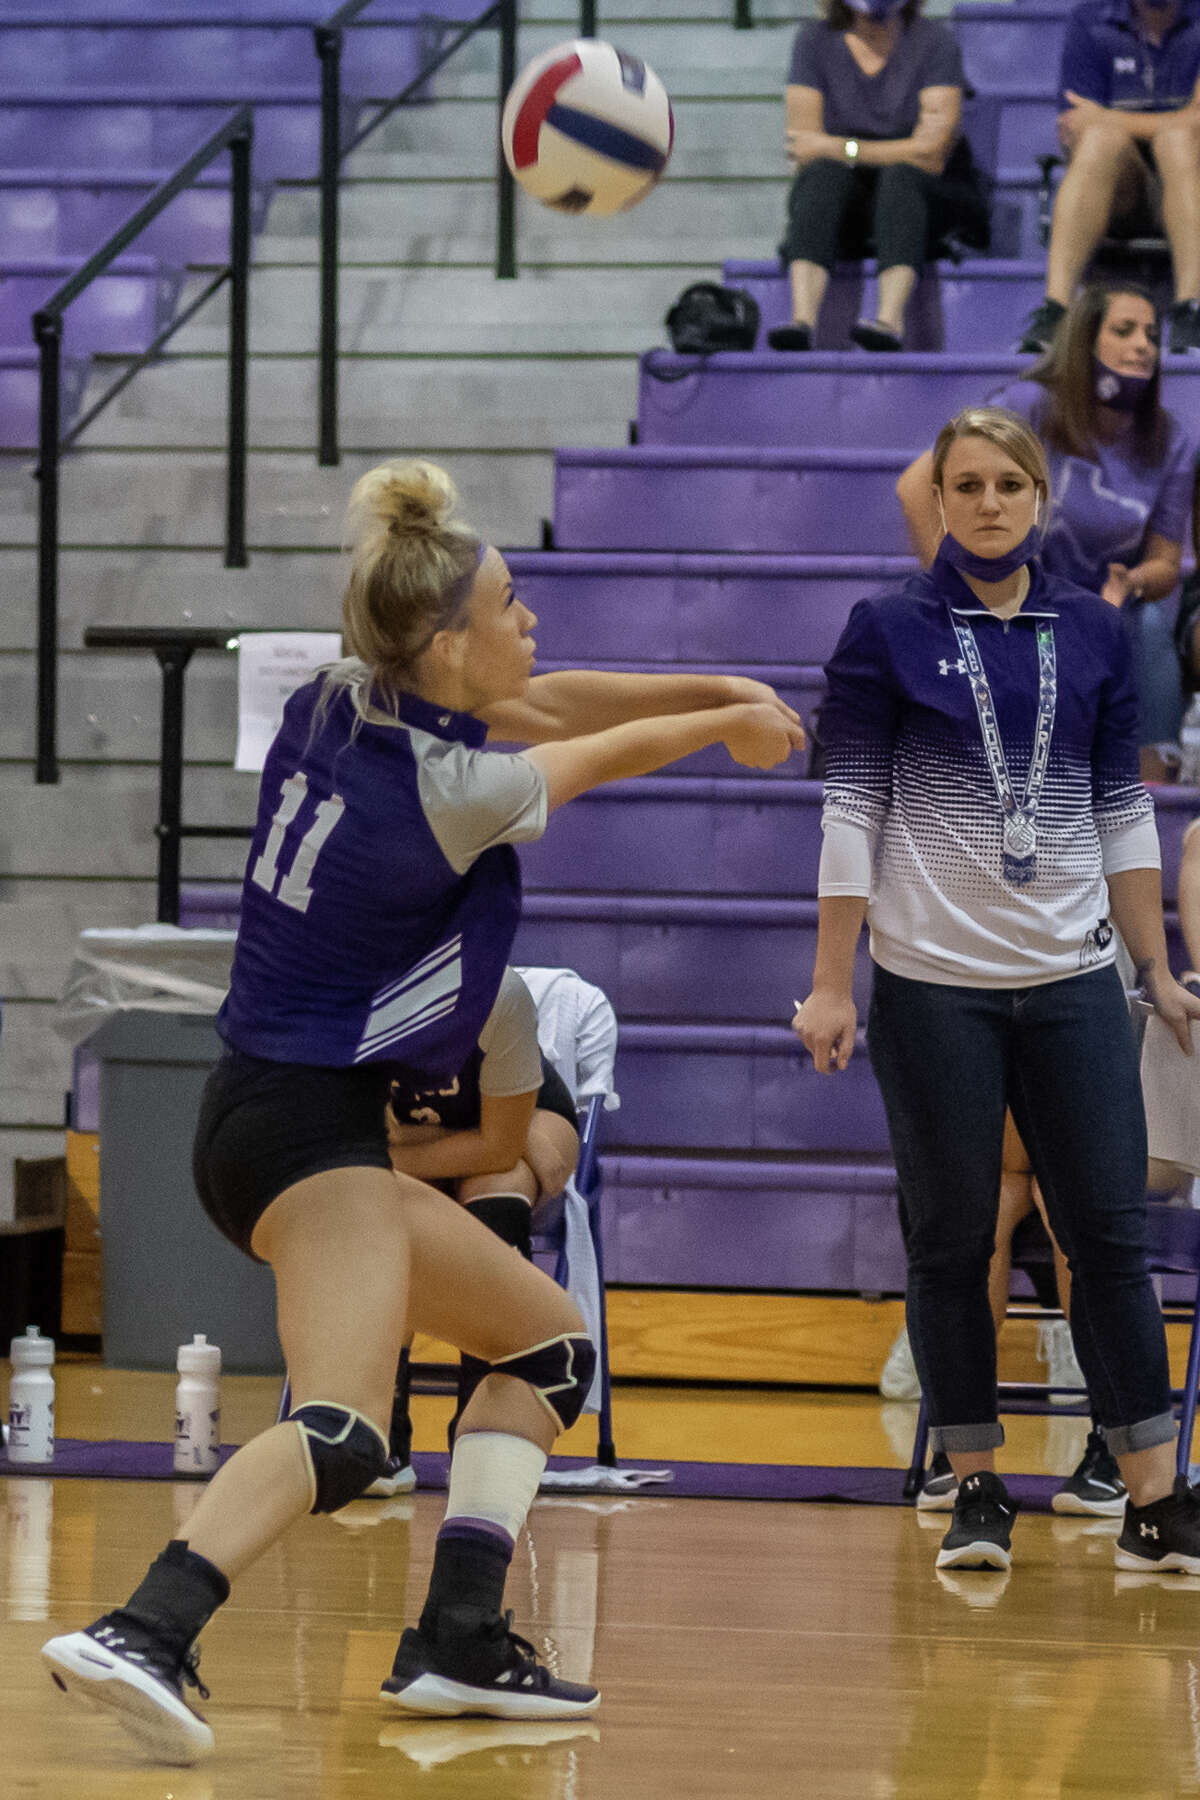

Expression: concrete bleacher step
xmin=554 ymin=445 xmax=915 ymax=554
xmin=723 ymin=258 xmax=1044 ymax=354
xmin=598 ymin=1154 xmax=905 ymax=1291
xmin=0 ymin=255 xmax=182 ymax=356
xmin=636 ymin=352 xmax=1200 ymax=450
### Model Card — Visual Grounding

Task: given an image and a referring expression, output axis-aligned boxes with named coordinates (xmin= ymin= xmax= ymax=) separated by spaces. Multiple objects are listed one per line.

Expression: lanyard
xmin=951 ymin=615 xmax=1057 ymax=885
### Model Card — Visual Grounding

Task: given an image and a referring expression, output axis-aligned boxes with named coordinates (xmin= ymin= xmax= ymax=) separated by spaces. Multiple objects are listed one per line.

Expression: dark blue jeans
xmin=867 ymin=962 xmax=1175 ymax=1457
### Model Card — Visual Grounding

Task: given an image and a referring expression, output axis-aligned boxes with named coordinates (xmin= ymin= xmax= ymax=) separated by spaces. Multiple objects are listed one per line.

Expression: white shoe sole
xmin=366 ymin=1465 xmax=418 ymax=1497
xmin=1114 ymin=1547 xmax=1200 ymax=1574
xmin=936 ymin=1540 xmax=1012 ymax=1572
xmin=41 ymin=1632 xmax=214 ymax=1766
xmin=1051 ymin=1490 xmax=1127 ymax=1517
xmin=916 ymin=1486 xmax=959 ymax=1514
xmin=381 ymin=1672 xmax=600 ymax=1720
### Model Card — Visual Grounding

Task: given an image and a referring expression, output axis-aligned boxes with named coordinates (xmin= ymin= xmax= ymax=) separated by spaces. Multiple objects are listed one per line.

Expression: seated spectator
xmin=1172 ymin=460 xmax=1200 ymax=699
xmin=898 ymin=283 xmax=1195 ymax=755
xmin=1019 ymin=0 xmax=1200 ymax=357
xmin=767 ymin=0 xmax=989 ymax=354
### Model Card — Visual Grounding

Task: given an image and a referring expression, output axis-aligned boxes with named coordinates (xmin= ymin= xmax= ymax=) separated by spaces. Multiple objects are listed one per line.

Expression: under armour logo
xmin=938 ymin=658 xmax=967 ymax=677
xmin=1114 ymin=55 xmax=1137 ymax=71
xmin=1139 ymin=1522 xmax=1159 ymax=1539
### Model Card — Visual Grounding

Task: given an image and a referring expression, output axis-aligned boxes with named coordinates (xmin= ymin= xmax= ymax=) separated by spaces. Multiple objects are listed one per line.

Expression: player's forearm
xmin=486 ymin=670 xmax=749 ymax=743
xmin=389 ymin=1127 xmax=525 ymax=1181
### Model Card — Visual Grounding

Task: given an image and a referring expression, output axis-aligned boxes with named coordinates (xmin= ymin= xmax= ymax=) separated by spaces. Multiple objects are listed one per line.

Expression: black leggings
xmin=781 ymin=157 xmax=982 ymax=275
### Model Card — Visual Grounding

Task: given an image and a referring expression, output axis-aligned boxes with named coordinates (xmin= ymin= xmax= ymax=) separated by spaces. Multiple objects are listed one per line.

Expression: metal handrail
xmin=314 ymin=0 xmax=517 ymax=465
xmin=33 ymin=106 xmax=254 ymax=786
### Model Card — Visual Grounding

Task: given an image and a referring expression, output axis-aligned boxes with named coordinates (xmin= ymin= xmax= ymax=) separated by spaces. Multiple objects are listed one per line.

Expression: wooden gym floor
xmin=6 ymin=1364 xmax=1200 ymax=1799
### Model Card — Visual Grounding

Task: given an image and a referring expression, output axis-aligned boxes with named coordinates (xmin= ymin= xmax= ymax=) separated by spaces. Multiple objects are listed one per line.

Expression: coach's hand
xmin=792 ymin=989 xmax=857 ymax=1074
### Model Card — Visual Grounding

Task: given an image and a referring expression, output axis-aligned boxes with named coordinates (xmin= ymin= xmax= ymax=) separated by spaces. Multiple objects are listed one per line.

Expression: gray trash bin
xmin=86 ymin=1011 xmax=282 ymax=1374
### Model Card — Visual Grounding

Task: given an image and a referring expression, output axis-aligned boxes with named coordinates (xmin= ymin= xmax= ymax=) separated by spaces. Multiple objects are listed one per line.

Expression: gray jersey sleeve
xmin=477 ymin=968 xmax=544 ymax=1097
xmin=412 ymin=729 xmax=548 ymax=875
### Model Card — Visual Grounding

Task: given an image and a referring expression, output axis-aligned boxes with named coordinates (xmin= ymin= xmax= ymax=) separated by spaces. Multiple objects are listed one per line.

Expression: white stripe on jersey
xmin=355 ymin=936 xmax=463 ymax=1061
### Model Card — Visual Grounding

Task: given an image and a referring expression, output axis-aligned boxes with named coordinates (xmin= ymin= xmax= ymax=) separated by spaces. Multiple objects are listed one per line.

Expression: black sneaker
xmin=1169 ymin=299 xmax=1200 ymax=355
xmin=936 ymin=1471 xmax=1018 ymax=1570
xmin=766 ymin=323 xmax=812 ymax=352
xmin=1116 ymin=1475 xmax=1200 ymax=1572
xmin=916 ymin=1450 xmax=959 ymax=1513
xmin=1017 ymin=297 xmax=1066 ymax=354
xmin=850 ymin=318 xmax=903 ymax=352
xmin=42 ymin=1614 xmax=214 ymax=1764
xmin=1053 ymin=1429 xmax=1127 ymax=1517
xmin=381 ymin=1605 xmax=600 ymax=1720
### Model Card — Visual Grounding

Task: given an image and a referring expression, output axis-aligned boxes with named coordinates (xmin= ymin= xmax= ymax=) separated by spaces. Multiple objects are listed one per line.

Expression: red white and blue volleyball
xmin=502 ymin=39 xmax=674 ymax=216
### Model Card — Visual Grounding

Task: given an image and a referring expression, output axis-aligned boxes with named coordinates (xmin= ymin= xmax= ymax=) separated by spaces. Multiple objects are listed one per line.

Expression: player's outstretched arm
xmin=482 ymin=670 xmax=801 ymax=745
xmin=523 ymin=702 xmax=805 ymax=811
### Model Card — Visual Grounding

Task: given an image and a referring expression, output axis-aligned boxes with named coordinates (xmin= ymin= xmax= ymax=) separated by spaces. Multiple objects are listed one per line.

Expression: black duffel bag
xmin=663 ymin=282 xmax=760 ymax=354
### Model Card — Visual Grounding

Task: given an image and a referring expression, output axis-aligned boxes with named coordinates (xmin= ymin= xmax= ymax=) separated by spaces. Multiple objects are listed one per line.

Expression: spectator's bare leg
xmin=1045 ymin=124 xmax=1143 ymax=306
xmin=876 ymin=264 xmax=916 ymax=336
xmin=788 ymin=258 xmax=829 ymax=329
xmin=1153 ymin=114 xmax=1200 ymax=301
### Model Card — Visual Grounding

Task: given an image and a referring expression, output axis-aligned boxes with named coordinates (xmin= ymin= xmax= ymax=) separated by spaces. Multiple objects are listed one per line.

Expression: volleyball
xmin=501 ymin=38 xmax=674 ymax=216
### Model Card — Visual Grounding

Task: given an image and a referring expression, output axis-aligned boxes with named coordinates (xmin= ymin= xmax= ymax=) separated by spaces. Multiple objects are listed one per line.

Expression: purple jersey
xmin=218 ymin=672 xmax=547 ymax=1077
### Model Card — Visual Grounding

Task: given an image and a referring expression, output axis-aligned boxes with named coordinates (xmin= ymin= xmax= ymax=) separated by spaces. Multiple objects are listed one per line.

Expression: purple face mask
xmin=843 ymin=0 xmax=909 ymax=18
xmin=1093 ymin=356 xmax=1153 ymax=412
xmin=935 ymin=526 xmax=1041 ymax=583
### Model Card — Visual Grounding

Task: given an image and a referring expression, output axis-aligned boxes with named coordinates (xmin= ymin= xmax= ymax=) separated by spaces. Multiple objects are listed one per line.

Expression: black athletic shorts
xmin=193 ymin=1050 xmax=395 ymax=1260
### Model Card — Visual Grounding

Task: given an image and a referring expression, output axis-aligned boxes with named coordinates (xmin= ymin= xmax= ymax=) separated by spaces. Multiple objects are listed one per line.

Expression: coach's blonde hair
xmin=337 ymin=459 xmax=483 ymax=704
xmin=931 ymin=406 xmax=1050 ymax=500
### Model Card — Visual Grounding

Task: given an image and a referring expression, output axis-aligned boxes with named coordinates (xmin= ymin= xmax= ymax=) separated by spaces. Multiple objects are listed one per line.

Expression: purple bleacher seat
xmin=637 ymin=354 xmax=1200 ymax=452
xmin=553 ymin=447 xmax=913 ymax=556
xmin=993 ymin=90 xmax=1059 ymax=167
xmin=716 ymin=261 xmax=1044 ymax=356
xmin=613 ymin=1024 xmax=890 ymax=1154
xmin=0 ymin=95 xmax=351 ymax=180
xmin=506 ymin=551 xmax=916 ymax=666
xmin=953 ymin=6 xmax=1069 ymax=88
xmin=0 ymin=347 xmax=89 ymax=446
xmin=597 ymin=1156 xmax=905 ymax=1291
xmin=0 ymin=257 xmax=182 ymax=354
xmin=0 ymin=174 xmax=269 ymax=262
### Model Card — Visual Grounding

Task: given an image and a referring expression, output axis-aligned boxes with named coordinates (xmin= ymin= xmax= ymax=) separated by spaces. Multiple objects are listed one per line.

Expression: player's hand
xmin=792 ymin=990 xmax=857 ymax=1073
xmin=1101 ymin=563 xmax=1136 ymax=608
xmin=723 ymin=675 xmax=804 ymax=727
xmin=721 ymin=702 xmax=806 ymax=768
xmin=1147 ymin=971 xmax=1200 ymax=1055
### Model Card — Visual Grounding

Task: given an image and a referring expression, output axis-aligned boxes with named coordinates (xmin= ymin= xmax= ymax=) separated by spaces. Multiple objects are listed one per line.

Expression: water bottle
xmin=1180 ymin=695 xmax=1200 ymax=786
xmin=174 ymin=1334 xmax=221 ymax=1476
xmin=8 ymin=1325 xmax=55 ymax=1464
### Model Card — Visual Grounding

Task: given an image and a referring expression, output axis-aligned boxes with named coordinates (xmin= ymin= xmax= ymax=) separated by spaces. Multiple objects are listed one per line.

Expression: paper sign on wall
xmin=235 ymin=632 xmax=342 ymax=772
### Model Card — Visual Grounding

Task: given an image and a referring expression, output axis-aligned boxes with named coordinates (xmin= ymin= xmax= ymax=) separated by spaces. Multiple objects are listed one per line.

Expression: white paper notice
xmin=1141 ymin=1011 xmax=1200 ymax=1175
xmin=235 ymin=632 xmax=342 ymax=772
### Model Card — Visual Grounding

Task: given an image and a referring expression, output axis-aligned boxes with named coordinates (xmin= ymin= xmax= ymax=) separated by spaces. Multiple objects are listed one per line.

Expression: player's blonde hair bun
xmin=340 ymin=459 xmax=483 ymax=698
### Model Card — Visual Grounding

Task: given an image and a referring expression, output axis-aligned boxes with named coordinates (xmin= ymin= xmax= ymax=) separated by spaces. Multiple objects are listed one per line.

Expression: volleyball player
xmin=40 ymin=459 xmax=803 ymax=1764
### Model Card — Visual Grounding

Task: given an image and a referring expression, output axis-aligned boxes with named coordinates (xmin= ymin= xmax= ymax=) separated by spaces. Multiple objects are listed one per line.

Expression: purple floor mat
xmin=0 ymin=1441 xmax=1064 ymax=1511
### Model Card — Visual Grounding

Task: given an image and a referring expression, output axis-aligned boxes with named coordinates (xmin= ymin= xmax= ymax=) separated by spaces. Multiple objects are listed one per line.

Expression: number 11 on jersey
xmin=251 ymin=772 xmax=346 ymax=914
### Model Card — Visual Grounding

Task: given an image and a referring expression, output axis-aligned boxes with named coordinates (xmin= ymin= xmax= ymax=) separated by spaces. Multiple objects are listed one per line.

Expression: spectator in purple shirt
xmin=899 ymin=284 xmax=1195 ymax=756
xmin=1020 ymin=0 xmax=1200 ymax=357
xmin=767 ymin=0 xmax=989 ymax=353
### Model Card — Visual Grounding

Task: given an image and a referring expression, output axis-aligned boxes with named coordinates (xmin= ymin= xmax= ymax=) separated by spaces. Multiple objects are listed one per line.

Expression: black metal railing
xmin=33 ymin=107 xmax=254 ymax=786
xmin=83 ymin=626 xmax=252 ymax=923
xmin=314 ymin=0 xmax=518 ymax=465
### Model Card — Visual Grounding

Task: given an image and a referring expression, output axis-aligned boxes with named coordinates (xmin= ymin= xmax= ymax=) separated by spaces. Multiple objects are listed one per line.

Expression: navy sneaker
xmin=42 ymin=1614 xmax=214 ymax=1764
xmin=1053 ymin=1430 xmax=1127 ymax=1517
xmin=917 ymin=1451 xmax=959 ymax=1513
xmin=381 ymin=1605 xmax=599 ymax=1720
xmin=1017 ymin=297 xmax=1066 ymax=354
xmin=1116 ymin=1475 xmax=1200 ymax=1573
xmin=936 ymin=1471 xmax=1018 ymax=1571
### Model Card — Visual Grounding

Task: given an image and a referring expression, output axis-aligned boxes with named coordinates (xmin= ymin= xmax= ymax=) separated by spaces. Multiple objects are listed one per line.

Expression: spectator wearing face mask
xmin=768 ymin=0 xmax=989 ymax=353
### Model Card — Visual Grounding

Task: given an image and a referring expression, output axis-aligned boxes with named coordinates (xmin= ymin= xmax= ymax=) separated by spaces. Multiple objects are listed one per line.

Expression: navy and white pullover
xmin=219 ymin=668 xmax=547 ymax=1074
xmin=819 ymin=560 xmax=1160 ymax=987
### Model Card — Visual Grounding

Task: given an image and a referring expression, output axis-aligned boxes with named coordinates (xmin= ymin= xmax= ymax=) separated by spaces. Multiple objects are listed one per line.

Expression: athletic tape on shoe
xmin=487 ymin=1332 xmax=596 ymax=1431
xmin=289 ymin=1403 xmax=390 ymax=1513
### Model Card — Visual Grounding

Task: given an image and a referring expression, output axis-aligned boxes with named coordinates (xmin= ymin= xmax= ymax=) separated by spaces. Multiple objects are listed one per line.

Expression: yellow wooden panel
xmin=65 ymin=1130 xmax=100 ymax=1213
xmin=60 ymin=1251 xmax=103 ymax=1337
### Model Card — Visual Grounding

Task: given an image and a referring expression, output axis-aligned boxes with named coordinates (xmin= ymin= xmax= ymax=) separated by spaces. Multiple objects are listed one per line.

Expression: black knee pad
xmin=489 ymin=1331 xmax=597 ymax=1431
xmin=465 ymin=1192 xmax=532 ymax=1260
xmin=289 ymin=1404 xmax=389 ymax=1513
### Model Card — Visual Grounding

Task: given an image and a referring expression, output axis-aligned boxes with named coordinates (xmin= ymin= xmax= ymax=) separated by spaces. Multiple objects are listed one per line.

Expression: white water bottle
xmin=8 ymin=1325 xmax=55 ymax=1464
xmin=174 ymin=1334 xmax=221 ymax=1476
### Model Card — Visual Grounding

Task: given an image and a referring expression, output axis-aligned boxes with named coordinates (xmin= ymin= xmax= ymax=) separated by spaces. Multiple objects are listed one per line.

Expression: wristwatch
xmin=844 ymin=138 xmax=860 ymax=162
